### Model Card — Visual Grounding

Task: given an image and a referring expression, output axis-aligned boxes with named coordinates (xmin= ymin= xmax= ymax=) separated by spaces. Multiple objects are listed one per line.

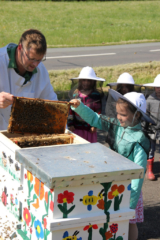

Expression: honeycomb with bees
xmin=7 ymin=97 xmax=74 ymax=148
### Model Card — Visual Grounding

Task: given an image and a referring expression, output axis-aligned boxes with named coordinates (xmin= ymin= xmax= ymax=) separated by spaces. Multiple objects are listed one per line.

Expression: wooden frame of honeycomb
xmin=7 ymin=97 xmax=74 ymax=148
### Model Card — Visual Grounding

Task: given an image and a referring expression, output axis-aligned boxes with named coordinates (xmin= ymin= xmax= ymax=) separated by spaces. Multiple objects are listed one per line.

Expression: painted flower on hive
xmin=127 ymin=183 xmax=131 ymax=191
xmin=105 ymin=230 xmax=113 ymax=240
xmin=110 ymin=223 xmax=118 ymax=234
xmin=57 ymin=190 xmax=74 ymax=204
xmin=34 ymin=220 xmax=44 ymax=239
xmin=108 ymin=184 xmax=125 ymax=211
xmin=97 ymin=199 xmax=105 ymax=210
xmin=84 ymin=223 xmax=98 ymax=240
xmin=15 ymin=197 xmax=18 ymax=205
xmin=26 ymin=171 xmax=34 ymax=198
xmin=43 ymin=190 xmax=54 ymax=222
xmin=23 ymin=208 xmax=31 ymax=226
xmin=10 ymin=194 xmax=14 ymax=204
xmin=45 ymin=191 xmax=48 ymax=203
xmin=108 ymin=223 xmax=123 ymax=240
xmin=57 ymin=190 xmax=75 ymax=218
xmin=34 ymin=178 xmax=44 ymax=200
xmin=30 ymin=227 xmax=32 ymax=234
xmin=50 ymin=200 xmax=54 ymax=212
xmin=10 ymin=194 xmax=14 ymax=211
xmin=43 ymin=218 xmax=47 ymax=230
xmin=43 ymin=217 xmax=51 ymax=240
xmin=27 ymin=171 xmax=33 ymax=182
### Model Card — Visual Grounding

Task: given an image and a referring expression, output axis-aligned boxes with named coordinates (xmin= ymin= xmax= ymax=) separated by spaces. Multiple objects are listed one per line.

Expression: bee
xmin=62 ymin=231 xmax=82 ymax=240
xmin=80 ymin=189 xmax=105 ymax=211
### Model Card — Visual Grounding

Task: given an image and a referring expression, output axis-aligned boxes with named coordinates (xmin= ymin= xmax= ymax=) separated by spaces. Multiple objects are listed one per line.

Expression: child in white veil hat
xmin=105 ymin=72 xmax=141 ymax=117
xmin=70 ymin=89 xmax=154 ymax=240
xmin=143 ymin=74 xmax=160 ymax=180
xmin=68 ymin=66 xmax=105 ymax=143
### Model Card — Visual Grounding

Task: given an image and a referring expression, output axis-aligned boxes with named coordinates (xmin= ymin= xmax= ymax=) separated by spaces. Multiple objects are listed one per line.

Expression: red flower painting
xmin=110 ymin=223 xmax=118 ymax=234
xmin=57 ymin=190 xmax=74 ymax=204
xmin=57 ymin=190 xmax=75 ymax=218
xmin=43 ymin=218 xmax=47 ymax=229
xmin=108 ymin=184 xmax=125 ymax=211
xmin=108 ymin=185 xmax=125 ymax=199
xmin=50 ymin=201 xmax=54 ymax=212
xmin=45 ymin=191 xmax=48 ymax=204
xmin=84 ymin=224 xmax=98 ymax=231
xmin=23 ymin=208 xmax=31 ymax=226
xmin=97 ymin=199 xmax=105 ymax=210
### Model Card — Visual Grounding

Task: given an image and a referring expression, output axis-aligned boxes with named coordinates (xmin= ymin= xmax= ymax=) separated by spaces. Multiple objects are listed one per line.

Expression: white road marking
xmin=46 ymin=52 xmax=116 ymax=59
xmin=150 ymin=49 xmax=160 ymax=52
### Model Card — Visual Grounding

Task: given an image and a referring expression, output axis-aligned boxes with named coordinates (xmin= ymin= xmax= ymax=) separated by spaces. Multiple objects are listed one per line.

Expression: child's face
xmin=155 ymin=87 xmax=160 ymax=99
xmin=81 ymin=79 xmax=94 ymax=90
xmin=117 ymin=84 xmax=130 ymax=95
xmin=116 ymin=103 xmax=135 ymax=127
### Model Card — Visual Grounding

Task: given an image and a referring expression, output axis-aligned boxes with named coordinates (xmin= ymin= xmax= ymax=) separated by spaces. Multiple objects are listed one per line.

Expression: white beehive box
xmin=0 ymin=142 xmax=144 ymax=240
xmin=0 ymin=130 xmax=89 ymax=240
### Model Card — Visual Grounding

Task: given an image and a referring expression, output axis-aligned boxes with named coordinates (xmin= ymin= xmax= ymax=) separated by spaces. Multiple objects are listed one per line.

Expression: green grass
xmin=49 ymin=61 xmax=160 ymax=95
xmin=0 ymin=2 xmax=160 ymax=47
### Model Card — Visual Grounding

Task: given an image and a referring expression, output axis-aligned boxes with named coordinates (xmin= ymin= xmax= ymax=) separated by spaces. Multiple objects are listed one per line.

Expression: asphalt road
xmin=44 ymin=42 xmax=160 ymax=71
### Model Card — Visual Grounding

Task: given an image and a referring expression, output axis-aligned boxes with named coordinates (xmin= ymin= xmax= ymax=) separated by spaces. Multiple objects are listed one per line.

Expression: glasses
xmin=22 ymin=46 xmax=46 ymax=62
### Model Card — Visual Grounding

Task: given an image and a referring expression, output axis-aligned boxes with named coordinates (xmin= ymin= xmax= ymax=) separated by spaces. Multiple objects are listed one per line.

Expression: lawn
xmin=0 ymin=1 xmax=160 ymax=47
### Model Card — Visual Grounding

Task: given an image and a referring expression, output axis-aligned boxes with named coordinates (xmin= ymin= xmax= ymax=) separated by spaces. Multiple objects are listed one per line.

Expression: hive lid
xmin=8 ymin=97 xmax=70 ymax=134
xmin=15 ymin=143 xmax=144 ymax=189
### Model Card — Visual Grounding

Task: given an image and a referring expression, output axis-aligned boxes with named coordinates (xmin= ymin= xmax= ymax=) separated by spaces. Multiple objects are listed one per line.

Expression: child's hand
xmin=70 ymin=99 xmax=81 ymax=108
xmin=68 ymin=126 xmax=75 ymax=132
xmin=90 ymin=127 xmax=97 ymax=133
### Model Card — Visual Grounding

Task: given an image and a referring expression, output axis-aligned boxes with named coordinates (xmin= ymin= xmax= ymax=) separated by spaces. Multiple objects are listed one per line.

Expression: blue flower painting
xmin=34 ymin=220 xmax=44 ymax=239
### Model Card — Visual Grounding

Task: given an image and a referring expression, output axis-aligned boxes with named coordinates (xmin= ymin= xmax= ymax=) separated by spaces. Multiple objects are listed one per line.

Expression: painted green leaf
xmin=58 ymin=204 xmax=65 ymax=213
xmin=17 ymin=229 xmax=30 ymax=240
xmin=31 ymin=213 xmax=36 ymax=227
xmin=105 ymin=200 xmax=112 ymax=211
xmin=30 ymin=184 xmax=33 ymax=192
xmin=67 ymin=205 xmax=75 ymax=215
xmin=119 ymin=194 xmax=123 ymax=205
xmin=99 ymin=227 xmax=105 ymax=237
xmin=46 ymin=229 xmax=50 ymax=236
xmin=116 ymin=236 xmax=123 ymax=240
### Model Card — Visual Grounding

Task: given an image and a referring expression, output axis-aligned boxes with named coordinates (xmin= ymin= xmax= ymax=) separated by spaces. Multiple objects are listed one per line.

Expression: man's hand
xmin=90 ymin=127 xmax=97 ymax=133
xmin=70 ymin=99 xmax=81 ymax=108
xmin=68 ymin=126 xmax=75 ymax=132
xmin=0 ymin=92 xmax=14 ymax=108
